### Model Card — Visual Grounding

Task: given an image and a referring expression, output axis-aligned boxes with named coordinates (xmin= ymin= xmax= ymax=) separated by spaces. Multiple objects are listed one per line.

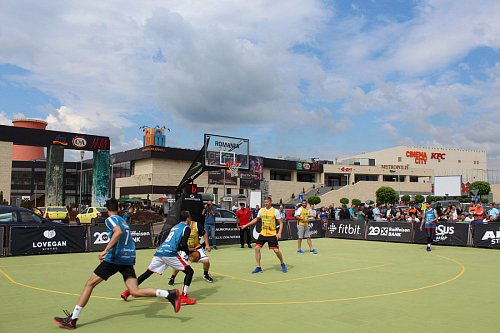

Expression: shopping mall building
xmin=110 ymin=144 xmax=495 ymax=207
xmin=1 ymin=120 xmax=498 ymax=207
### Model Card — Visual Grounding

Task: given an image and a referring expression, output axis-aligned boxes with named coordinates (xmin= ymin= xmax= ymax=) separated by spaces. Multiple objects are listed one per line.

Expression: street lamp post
xmin=79 ymin=151 xmax=85 ymax=213
xmin=345 ymin=174 xmax=350 ymax=200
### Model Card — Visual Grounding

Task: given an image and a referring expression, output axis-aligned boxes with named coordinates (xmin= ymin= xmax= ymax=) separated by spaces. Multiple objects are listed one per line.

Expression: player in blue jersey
xmin=120 ymin=211 xmax=197 ymax=305
xmin=420 ymin=201 xmax=439 ymax=252
xmin=54 ymin=199 xmax=180 ymax=330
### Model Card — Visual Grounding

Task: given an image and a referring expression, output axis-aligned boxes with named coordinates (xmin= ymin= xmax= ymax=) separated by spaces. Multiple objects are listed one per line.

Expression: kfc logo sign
xmin=430 ymin=152 xmax=446 ymax=161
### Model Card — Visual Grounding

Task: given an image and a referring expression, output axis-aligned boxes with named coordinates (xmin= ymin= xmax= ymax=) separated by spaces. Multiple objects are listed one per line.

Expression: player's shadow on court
xmin=190 ymin=285 xmax=221 ymax=302
xmin=79 ymin=302 xmax=191 ymax=328
xmin=271 ymin=264 xmax=294 ymax=272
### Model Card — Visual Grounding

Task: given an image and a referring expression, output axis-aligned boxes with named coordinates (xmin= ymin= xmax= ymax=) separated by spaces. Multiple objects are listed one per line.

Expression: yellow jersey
xmin=187 ymin=221 xmax=201 ymax=249
xmin=259 ymin=207 xmax=278 ymax=237
xmin=297 ymin=207 xmax=309 ymax=226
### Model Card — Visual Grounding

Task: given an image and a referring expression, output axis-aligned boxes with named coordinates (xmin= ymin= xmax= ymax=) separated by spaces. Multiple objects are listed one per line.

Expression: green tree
xmin=366 ymin=200 xmax=375 ymax=205
xmin=340 ymin=197 xmax=349 ymax=205
xmin=352 ymin=198 xmax=361 ymax=206
xmin=434 ymin=196 xmax=444 ymax=202
xmin=481 ymin=198 xmax=489 ymax=204
xmin=401 ymin=195 xmax=410 ymax=204
xmin=20 ymin=199 xmax=32 ymax=209
xmin=426 ymin=195 xmax=435 ymax=203
xmin=414 ymin=195 xmax=425 ymax=204
xmin=308 ymin=196 xmax=321 ymax=206
xmin=470 ymin=181 xmax=491 ymax=198
xmin=291 ymin=193 xmax=295 ymax=199
xmin=0 ymin=191 xmax=3 ymax=203
xmin=376 ymin=187 xmax=398 ymax=204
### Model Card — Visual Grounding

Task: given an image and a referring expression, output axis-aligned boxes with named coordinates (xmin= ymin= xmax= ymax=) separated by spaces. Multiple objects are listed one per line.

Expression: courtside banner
xmin=88 ymin=225 xmax=154 ymax=251
xmin=326 ymin=220 xmax=365 ymax=239
xmin=366 ymin=222 xmax=413 ymax=243
xmin=215 ymin=222 xmax=240 ymax=245
xmin=473 ymin=223 xmax=500 ymax=248
xmin=413 ymin=222 xmax=468 ymax=246
xmin=9 ymin=226 xmax=86 ymax=255
xmin=308 ymin=220 xmax=325 ymax=238
xmin=0 ymin=227 xmax=4 ymax=256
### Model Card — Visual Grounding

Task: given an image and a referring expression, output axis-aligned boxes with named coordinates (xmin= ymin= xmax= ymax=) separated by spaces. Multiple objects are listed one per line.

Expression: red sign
xmin=340 ymin=167 xmax=353 ymax=172
xmin=89 ymin=138 xmax=110 ymax=150
xmin=406 ymin=151 xmax=446 ymax=164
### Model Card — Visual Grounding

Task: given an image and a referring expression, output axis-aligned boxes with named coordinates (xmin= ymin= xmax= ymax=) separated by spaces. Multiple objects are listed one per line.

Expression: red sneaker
xmin=120 ymin=290 xmax=130 ymax=301
xmin=180 ymin=294 xmax=197 ymax=305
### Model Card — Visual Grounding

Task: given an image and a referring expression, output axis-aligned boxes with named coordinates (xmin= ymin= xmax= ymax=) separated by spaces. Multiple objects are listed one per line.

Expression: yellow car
xmin=43 ymin=206 xmax=69 ymax=224
xmin=76 ymin=207 xmax=108 ymax=225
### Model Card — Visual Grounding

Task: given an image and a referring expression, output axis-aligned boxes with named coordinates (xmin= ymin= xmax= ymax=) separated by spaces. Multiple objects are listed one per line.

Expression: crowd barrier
xmin=1 ymin=220 xmax=499 ymax=257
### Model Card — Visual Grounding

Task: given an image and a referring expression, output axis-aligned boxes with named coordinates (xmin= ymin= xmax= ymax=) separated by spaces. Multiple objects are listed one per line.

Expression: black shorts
xmin=255 ymin=235 xmax=279 ymax=249
xmin=94 ymin=261 xmax=136 ymax=281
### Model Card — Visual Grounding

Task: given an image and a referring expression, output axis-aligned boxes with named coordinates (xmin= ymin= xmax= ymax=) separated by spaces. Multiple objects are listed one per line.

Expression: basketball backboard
xmin=204 ymin=134 xmax=249 ymax=169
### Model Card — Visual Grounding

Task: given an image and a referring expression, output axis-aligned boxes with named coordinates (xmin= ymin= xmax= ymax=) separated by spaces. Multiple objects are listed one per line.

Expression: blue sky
xmin=1 ymin=0 xmax=499 ymax=167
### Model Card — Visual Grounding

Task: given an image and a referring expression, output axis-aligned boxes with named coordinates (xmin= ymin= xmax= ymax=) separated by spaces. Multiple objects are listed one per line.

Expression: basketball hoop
xmin=225 ymin=161 xmax=241 ymax=177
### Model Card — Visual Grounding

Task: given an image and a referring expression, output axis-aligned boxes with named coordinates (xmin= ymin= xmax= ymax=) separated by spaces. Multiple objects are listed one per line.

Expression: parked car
xmin=33 ymin=207 xmax=46 ymax=216
xmin=76 ymin=207 xmax=108 ymax=225
xmin=43 ymin=206 xmax=70 ymax=224
xmin=215 ymin=209 xmax=237 ymax=224
xmin=0 ymin=205 xmax=58 ymax=225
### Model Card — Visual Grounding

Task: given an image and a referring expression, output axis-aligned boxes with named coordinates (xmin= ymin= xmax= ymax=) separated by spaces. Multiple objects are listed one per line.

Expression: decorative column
xmin=91 ymin=149 xmax=110 ymax=207
xmin=45 ymin=145 xmax=65 ymax=206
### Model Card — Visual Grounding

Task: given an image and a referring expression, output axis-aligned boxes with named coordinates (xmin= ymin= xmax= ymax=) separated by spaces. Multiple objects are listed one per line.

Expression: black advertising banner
xmin=88 ymin=225 xmax=154 ymax=251
xmin=208 ymin=169 xmax=237 ymax=186
xmin=326 ymin=220 xmax=366 ymax=240
xmin=9 ymin=226 xmax=86 ymax=255
xmin=131 ymin=225 xmax=154 ymax=249
xmin=240 ymin=156 xmax=263 ymax=189
xmin=215 ymin=222 xmax=240 ymax=245
xmin=366 ymin=222 xmax=413 ymax=243
xmin=0 ymin=227 xmax=4 ymax=257
xmin=288 ymin=221 xmax=298 ymax=240
xmin=474 ymin=223 xmax=500 ymax=248
xmin=413 ymin=222 xmax=469 ymax=246
xmin=308 ymin=220 xmax=325 ymax=238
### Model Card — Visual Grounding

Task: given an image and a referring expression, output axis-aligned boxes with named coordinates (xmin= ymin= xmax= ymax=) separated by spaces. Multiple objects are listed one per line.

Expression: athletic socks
xmin=182 ymin=285 xmax=189 ymax=296
xmin=156 ymin=289 xmax=170 ymax=298
xmin=71 ymin=305 xmax=82 ymax=320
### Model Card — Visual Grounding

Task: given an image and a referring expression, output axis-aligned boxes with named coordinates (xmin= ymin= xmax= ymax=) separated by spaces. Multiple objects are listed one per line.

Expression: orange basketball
xmin=188 ymin=251 xmax=200 ymax=262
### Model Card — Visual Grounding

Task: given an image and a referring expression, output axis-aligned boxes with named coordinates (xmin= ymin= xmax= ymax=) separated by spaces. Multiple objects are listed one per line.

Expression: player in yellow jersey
xmin=169 ymin=220 xmax=214 ymax=284
xmin=241 ymin=196 xmax=287 ymax=273
xmin=295 ymin=199 xmax=318 ymax=254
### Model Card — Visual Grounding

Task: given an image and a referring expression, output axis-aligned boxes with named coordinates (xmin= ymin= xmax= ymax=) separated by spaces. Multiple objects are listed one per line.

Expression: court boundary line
xmin=0 ymin=253 xmax=465 ymax=306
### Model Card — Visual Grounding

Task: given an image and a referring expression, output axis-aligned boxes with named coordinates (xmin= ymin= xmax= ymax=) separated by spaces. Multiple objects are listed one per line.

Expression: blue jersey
xmin=424 ymin=209 xmax=437 ymax=228
xmin=155 ymin=223 xmax=188 ymax=257
xmin=104 ymin=215 xmax=136 ymax=265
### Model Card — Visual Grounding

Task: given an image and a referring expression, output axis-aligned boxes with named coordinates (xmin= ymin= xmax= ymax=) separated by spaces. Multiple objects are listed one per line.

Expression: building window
xmin=398 ymin=157 xmax=402 ymax=162
xmin=226 ymin=188 xmax=231 ymax=195
xmin=270 ymin=170 xmax=291 ymax=181
xmin=458 ymin=160 xmax=461 ymax=163
xmin=239 ymin=189 xmax=244 ymax=195
xmin=409 ymin=176 xmax=419 ymax=182
xmin=213 ymin=188 xmax=218 ymax=194
xmin=297 ymin=173 xmax=315 ymax=182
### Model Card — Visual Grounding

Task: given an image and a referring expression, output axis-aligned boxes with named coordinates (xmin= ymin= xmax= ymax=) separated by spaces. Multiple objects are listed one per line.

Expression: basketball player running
xmin=241 ymin=196 xmax=287 ymax=273
xmin=168 ymin=219 xmax=214 ymax=285
xmin=420 ymin=201 xmax=438 ymax=252
xmin=120 ymin=211 xmax=197 ymax=305
xmin=54 ymin=199 xmax=180 ymax=330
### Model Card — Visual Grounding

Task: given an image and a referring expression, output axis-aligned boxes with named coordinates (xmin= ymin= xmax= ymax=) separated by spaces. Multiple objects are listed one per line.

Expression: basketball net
xmin=225 ymin=161 xmax=241 ymax=177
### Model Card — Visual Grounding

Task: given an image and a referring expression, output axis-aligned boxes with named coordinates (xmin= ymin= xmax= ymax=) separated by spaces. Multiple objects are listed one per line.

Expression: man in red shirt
xmin=236 ymin=202 xmax=253 ymax=248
